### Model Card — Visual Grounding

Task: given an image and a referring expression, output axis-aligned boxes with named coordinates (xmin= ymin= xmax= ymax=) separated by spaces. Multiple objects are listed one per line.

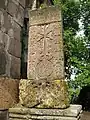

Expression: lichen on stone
xmin=19 ymin=79 xmax=70 ymax=109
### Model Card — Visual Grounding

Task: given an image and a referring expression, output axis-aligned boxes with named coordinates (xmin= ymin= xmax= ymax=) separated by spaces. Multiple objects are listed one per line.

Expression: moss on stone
xmin=19 ymin=79 xmax=70 ymax=108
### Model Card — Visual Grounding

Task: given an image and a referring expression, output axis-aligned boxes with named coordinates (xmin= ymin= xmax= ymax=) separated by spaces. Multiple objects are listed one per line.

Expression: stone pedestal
xmin=19 ymin=79 xmax=69 ymax=108
xmin=9 ymin=105 xmax=82 ymax=120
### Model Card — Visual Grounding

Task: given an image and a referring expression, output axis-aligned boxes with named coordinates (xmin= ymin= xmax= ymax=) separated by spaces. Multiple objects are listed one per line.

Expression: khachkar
xmin=19 ymin=6 xmax=69 ymax=108
xmin=9 ymin=6 xmax=82 ymax=120
xmin=20 ymin=7 xmax=69 ymax=108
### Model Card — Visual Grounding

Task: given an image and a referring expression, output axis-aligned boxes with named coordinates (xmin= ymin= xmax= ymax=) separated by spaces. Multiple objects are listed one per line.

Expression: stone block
xmin=0 ymin=48 xmax=7 ymax=75
xmin=9 ymin=105 xmax=82 ymax=120
xmin=8 ymin=37 xmax=21 ymax=58
xmin=0 ymin=30 xmax=4 ymax=45
xmin=28 ymin=7 xmax=64 ymax=80
xmin=4 ymin=14 xmax=14 ymax=34
xmin=6 ymin=18 xmax=21 ymax=40
xmin=7 ymin=0 xmax=18 ymax=19
xmin=13 ymin=21 xmax=21 ymax=41
xmin=0 ymin=9 xmax=14 ymax=34
xmin=7 ymin=0 xmax=24 ymax=26
xmin=0 ymin=0 xmax=5 ymax=9
xmin=0 ymin=10 xmax=14 ymax=34
xmin=29 ymin=6 xmax=62 ymax=26
xmin=3 ymin=12 xmax=21 ymax=38
xmin=3 ymin=33 xmax=10 ymax=51
xmin=10 ymin=56 xmax=20 ymax=78
xmin=19 ymin=0 xmax=26 ymax=8
xmin=0 ymin=32 xmax=11 ymax=76
xmin=19 ymin=79 xmax=69 ymax=108
xmin=0 ymin=30 xmax=10 ymax=50
xmin=0 ymin=77 xmax=19 ymax=109
xmin=14 ymin=5 xmax=24 ymax=26
xmin=0 ymin=9 xmax=4 ymax=29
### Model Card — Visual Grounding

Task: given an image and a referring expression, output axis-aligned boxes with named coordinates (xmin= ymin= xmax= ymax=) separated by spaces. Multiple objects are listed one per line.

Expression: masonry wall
xmin=0 ymin=0 xmax=25 ymax=78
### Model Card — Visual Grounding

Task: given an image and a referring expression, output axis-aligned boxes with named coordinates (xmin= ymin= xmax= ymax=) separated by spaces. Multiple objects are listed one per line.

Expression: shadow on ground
xmin=77 ymin=86 xmax=90 ymax=111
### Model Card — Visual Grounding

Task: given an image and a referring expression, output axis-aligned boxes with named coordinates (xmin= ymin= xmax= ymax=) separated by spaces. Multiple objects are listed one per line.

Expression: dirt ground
xmin=81 ymin=111 xmax=90 ymax=120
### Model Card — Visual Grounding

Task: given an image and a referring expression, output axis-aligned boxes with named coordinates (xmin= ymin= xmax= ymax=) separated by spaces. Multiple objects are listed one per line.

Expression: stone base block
xmin=9 ymin=104 xmax=82 ymax=120
xmin=0 ymin=77 xmax=19 ymax=109
xmin=19 ymin=79 xmax=69 ymax=108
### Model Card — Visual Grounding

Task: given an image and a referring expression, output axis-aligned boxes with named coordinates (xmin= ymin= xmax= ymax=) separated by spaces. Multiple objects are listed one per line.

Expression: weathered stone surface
xmin=0 ymin=9 xmax=21 ymax=39
xmin=0 ymin=110 xmax=8 ymax=120
xmin=29 ymin=7 xmax=62 ymax=26
xmin=0 ymin=77 xmax=19 ymax=109
xmin=14 ymin=5 xmax=24 ymax=26
xmin=0 ymin=33 xmax=9 ymax=75
xmin=0 ymin=0 xmax=25 ymax=78
xmin=0 ymin=9 xmax=12 ymax=33
xmin=19 ymin=79 xmax=69 ymax=108
xmin=0 ymin=9 xmax=4 ymax=29
xmin=7 ymin=0 xmax=24 ymax=26
xmin=0 ymin=0 xmax=5 ymax=9
xmin=8 ymin=38 xmax=21 ymax=58
xmin=0 ymin=48 xmax=6 ymax=75
xmin=13 ymin=21 xmax=21 ymax=41
xmin=0 ymin=30 xmax=10 ymax=50
xmin=7 ymin=0 xmax=18 ymax=18
xmin=19 ymin=0 xmax=26 ymax=8
xmin=10 ymin=56 xmax=20 ymax=78
xmin=9 ymin=105 xmax=82 ymax=117
xmin=28 ymin=7 xmax=64 ymax=80
xmin=9 ymin=105 xmax=82 ymax=120
xmin=9 ymin=114 xmax=80 ymax=120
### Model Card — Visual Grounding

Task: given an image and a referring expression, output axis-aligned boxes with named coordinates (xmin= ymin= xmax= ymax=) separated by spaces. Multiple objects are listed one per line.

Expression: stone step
xmin=9 ymin=105 xmax=82 ymax=120
xmin=9 ymin=115 xmax=80 ymax=120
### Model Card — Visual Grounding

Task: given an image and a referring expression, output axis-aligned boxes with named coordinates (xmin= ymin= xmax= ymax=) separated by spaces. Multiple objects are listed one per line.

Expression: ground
xmin=81 ymin=111 xmax=90 ymax=120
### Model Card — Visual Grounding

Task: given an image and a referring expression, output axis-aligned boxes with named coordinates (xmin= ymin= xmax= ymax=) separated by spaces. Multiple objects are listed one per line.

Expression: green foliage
xmin=80 ymin=0 xmax=90 ymax=38
xmin=54 ymin=0 xmax=80 ymax=32
xmin=68 ymin=87 xmax=80 ymax=103
xmin=53 ymin=0 xmax=90 ymax=103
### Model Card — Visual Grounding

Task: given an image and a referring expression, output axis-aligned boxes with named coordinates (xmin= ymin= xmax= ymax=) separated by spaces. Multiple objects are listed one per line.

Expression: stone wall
xmin=0 ymin=0 xmax=25 ymax=78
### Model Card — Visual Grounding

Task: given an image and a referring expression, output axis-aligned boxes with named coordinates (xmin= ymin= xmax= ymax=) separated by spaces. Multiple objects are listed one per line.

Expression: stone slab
xmin=9 ymin=105 xmax=82 ymax=117
xmin=28 ymin=6 xmax=64 ymax=80
xmin=0 ymin=77 xmax=19 ymax=109
xmin=9 ymin=105 xmax=82 ymax=120
xmin=19 ymin=79 xmax=69 ymax=108
xmin=9 ymin=114 xmax=80 ymax=120
xmin=29 ymin=6 xmax=62 ymax=26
